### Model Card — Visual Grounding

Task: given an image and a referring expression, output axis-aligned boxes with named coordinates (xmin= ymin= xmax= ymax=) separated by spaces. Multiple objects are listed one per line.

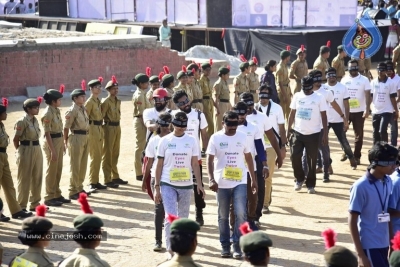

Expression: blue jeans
xmin=390 ymin=115 xmax=398 ymax=146
xmin=217 ymin=184 xmax=247 ymax=247
xmin=372 ymin=113 xmax=393 ymax=143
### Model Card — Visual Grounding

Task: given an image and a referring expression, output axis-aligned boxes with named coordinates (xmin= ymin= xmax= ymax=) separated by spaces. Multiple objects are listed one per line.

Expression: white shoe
xmin=166 ymin=251 xmax=174 ymax=260
xmin=308 ymin=187 xmax=316 ymax=194
xmin=294 ymin=181 xmax=303 ymax=191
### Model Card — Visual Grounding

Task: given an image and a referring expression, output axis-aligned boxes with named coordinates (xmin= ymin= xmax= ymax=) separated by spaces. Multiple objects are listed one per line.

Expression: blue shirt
xmin=387 ymin=6 xmax=397 ymax=19
xmin=389 ymin=170 xmax=400 ymax=235
xmin=159 ymin=26 xmax=171 ymax=41
xmin=395 ymin=10 xmax=400 ymax=19
xmin=349 ymin=170 xmax=392 ymax=249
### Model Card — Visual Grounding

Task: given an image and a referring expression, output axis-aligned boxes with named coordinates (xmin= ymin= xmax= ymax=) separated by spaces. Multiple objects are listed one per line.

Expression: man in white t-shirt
xmin=370 ymin=62 xmax=398 ymax=143
xmin=341 ymin=59 xmax=371 ymax=164
xmin=143 ymin=88 xmax=171 ymax=139
xmin=254 ymin=85 xmax=287 ymax=215
xmin=386 ymin=61 xmax=400 ymax=146
xmin=232 ymin=101 xmax=268 ymax=231
xmin=172 ymin=90 xmax=208 ymax=226
xmin=287 ymin=76 xmax=328 ymax=194
xmin=206 ymin=111 xmax=256 ymax=259
xmin=326 ymin=67 xmax=357 ymax=170
xmin=3 ymin=0 xmax=17 ymax=14
xmin=16 ymin=0 xmax=26 ymax=13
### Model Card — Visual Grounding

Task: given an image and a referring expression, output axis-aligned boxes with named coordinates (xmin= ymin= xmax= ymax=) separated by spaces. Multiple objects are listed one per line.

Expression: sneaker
xmin=248 ymin=221 xmax=259 ymax=231
xmin=0 ymin=214 xmax=10 ymax=222
xmin=166 ymin=250 xmax=174 ymax=260
xmin=262 ymin=206 xmax=269 ymax=214
xmin=232 ymin=243 xmax=242 ymax=259
xmin=316 ymin=167 xmax=323 ymax=174
xmin=294 ymin=181 xmax=304 ymax=191
xmin=44 ymin=199 xmax=63 ymax=207
xmin=254 ymin=220 xmax=261 ymax=228
xmin=355 ymin=158 xmax=361 ymax=165
xmin=86 ymin=186 xmax=98 ymax=194
xmin=349 ymin=158 xmax=357 ymax=170
xmin=328 ymin=165 xmax=333 ymax=175
xmin=54 ymin=196 xmax=71 ymax=203
xmin=308 ymin=187 xmax=316 ymax=194
xmin=113 ymin=178 xmax=128 ymax=185
xmin=340 ymin=153 xmax=348 ymax=162
xmin=153 ymin=240 xmax=162 ymax=251
xmin=323 ymin=172 xmax=330 ymax=183
xmin=105 ymin=182 xmax=119 ymax=188
xmin=221 ymin=246 xmax=232 ymax=258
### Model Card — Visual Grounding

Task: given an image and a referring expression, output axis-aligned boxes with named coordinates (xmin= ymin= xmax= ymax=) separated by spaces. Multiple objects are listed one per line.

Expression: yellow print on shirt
xmin=170 ymin=168 xmax=191 ymax=182
xmin=223 ymin=167 xmax=243 ymax=181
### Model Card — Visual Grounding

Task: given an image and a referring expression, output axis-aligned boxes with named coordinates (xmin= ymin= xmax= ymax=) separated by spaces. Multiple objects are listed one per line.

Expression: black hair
xmin=245 ymin=247 xmax=270 ymax=266
xmin=258 ymin=84 xmax=270 ymax=92
xmin=240 ymin=65 xmax=249 ymax=72
xmin=233 ymin=101 xmax=248 ymax=111
xmin=368 ymin=142 xmax=399 ymax=169
xmin=174 ymin=111 xmax=188 ymax=121
xmin=386 ymin=60 xmax=394 ymax=66
xmin=223 ymin=111 xmax=238 ymax=121
xmin=18 ymin=230 xmax=48 ymax=246
xmin=380 ymin=2 xmax=385 ymax=8
xmin=161 ymin=80 xmax=173 ymax=88
xmin=43 ymin=92 xmax=58 ymax=105
xmin=170 ymin=231 xmax=196 ymax=255
xmin=28 ymin=3 xmax=32 ymax=7
xmin=309 ymin=69 xmax=322 ymax=78
xmin=378 ymin=62 xmax=387 ymax=68
xmin=73 ymin=228 xmax=102 ymax=247
xmin=326 ymin=67 xmax=336 ymax=73
xmin=264 ymin=60 xmax=276 ymax=71
xmin=368 ymin=2 xmax=373 ymax=8
xmin=302 ymin=76 xmax=314 ymax=88
xmin=349 ymin=59 xmax=358 ymax=65
xmin=240 ymin=92 xmax=254 ymax=101
xmin=156 ymin=112 xmax=172 ymax=134
xmin=172 ymin=90 xmax=188 ymax=104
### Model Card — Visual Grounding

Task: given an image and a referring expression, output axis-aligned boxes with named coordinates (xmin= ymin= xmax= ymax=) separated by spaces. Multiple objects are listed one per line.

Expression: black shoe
xmin=69 ymin=193 xmax=79 ymax=200
xmin=340 ymin=153 xmax=348 ymax=162
xmin=136 ymin=175 xmax=143 ymax=181
xmin=80 ymin=190 xmax=91 ymax=196
xmin=105 ymin=182 xmax=119 ymax=188
xmin=113 ymin=178 xmax=128 ymax=185
xmin=92 ymin=183 xmax=107 ymax=190
xmin=323 ymin=172 xmax=330 ymax=183
xmin=15 ymin=211 xmax=33 ymax=219
xmin=153 ymin=240 xmax=162 ymax=251
xmin=54 ymin=196 xmax=71 ymax=204
xmin=29 ymin=206 xmax=49 ymax=212
xmin=0 ymin=214 xmax=10 ymax=222
xmin=44 ymin=199 xmax=63 ymax=207
xmin=87 ymin=185 xmax=98 ymax=194
xmin=248 ymin=221 xmax=259 ymax=231
xmin=195 ymin=215 xmax=204 ymax=226
xmin=355 ymin=158 xmax=361 ymax=165
xmin=221 ymin=246 xmax=232 ymax=258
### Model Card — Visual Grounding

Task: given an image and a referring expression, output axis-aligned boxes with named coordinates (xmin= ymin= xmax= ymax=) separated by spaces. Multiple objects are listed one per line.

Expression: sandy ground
xmin=0 ymin=68 xmax=381 ymax=267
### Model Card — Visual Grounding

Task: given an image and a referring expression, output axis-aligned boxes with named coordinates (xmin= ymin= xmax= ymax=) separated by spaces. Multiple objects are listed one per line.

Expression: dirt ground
xmin=0 ymin=70 xmax=380 ymax=267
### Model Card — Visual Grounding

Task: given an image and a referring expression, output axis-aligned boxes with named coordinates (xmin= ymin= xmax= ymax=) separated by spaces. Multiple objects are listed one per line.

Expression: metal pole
xmin=305 ymin=0 xmax=308 ymax=26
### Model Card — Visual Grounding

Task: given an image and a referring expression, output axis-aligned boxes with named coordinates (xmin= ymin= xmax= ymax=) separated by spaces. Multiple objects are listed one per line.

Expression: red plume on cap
xmin=326 ymin=40 xmax=331 ymax=47
xmin=252 ymin=57 xmax=258 ymax=65
xmin=2 ymin=97 xmax=8 ymax=108
xmin=78 ymin=192 xmax=93 ymax=214
xmin=111 ymin=75 xmax=117 ymax=84
xmin=59 ymin=84 xmax=65 ymax=94
xmin=286 ymin=45 xmax=291 ymax=51
xmin=98 ymin=77 xmax=103 ymax=83
xmin=182 ymin=65 xmax=187 ymax=73
xmin=35 ymin=204 xmax=47 ymax=217
xmin=209 ymin=58 xmax=213 ymax=66
xmin=81 ymin=80 xmax=87 ymax=91
xmin=301 ymin=45 xmax=305 ymax=52
xmin=321 ymin=228 xmax=336 ymax=249
xmin=227 ymin=65 xmax=231 ymax=70
xmin=146 ymin=67 xmax=151 ymax=77
xmin=392 ymin=231 xmax=400 ymax=250
xmin=167 ymin=213 xmax=179 ymax=224
xmin=239 ymin=54 xmax=247 ymax=62
xmin=239 ymin=222 xmax=253 ymax=235
xmin=158 ymin=72 xmax=165 ymax=80
xmin=37 ymin=96 xmax=43 ymax=104
xmin=163 ymin=66 xmax=170 ymax=74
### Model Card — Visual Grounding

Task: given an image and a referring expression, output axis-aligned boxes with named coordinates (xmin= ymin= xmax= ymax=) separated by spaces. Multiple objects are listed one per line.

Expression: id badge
xmin=378 ymin=213 xmax=390 ymax=223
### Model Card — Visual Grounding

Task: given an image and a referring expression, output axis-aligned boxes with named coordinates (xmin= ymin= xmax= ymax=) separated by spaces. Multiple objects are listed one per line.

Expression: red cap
xmin=153 ymin=88 xmax=169 ymax=98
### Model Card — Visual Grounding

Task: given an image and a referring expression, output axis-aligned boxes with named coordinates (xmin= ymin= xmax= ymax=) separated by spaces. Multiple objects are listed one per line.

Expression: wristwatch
xmin=263 ymin=166 xmax=269 ymax=170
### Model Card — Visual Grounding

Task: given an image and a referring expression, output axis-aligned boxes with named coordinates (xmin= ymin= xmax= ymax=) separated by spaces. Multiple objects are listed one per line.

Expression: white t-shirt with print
xmin=206 ymin=131 xmax=250 ymax=189
xmin=237 ymin=121 xmax=263 ymax=170
xmin=156 ymin=133 xmax=199 ymax=187
xmin=143 ymin=107 xmax=171 ymax=138
xmin=370 ymin=78 xmax=397 ymax=114
xmin=327 ymin=82 xmax=350 ymax=123
xmin=341 ymin=74 xmax=371 ymax=113
xmin=246 ymin=110 xmax=272 ymax=148
xmin=290 ymin=91 xmax=328 ymax=135
xmin=315 ymin=86 xmax=335 ymax=128
xmin=256 ymin=101 xmax=285 ymax=149
xmin=145 ymin=135 xmax=162 ymax=178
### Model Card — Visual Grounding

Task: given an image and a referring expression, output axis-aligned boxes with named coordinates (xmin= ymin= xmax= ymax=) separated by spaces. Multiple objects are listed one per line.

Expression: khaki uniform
xmin=276 ymin=61 xmax=291 ymax=119
xmin=213 ymin=78 xmax=232 ymax=132
xmin=166 ymin=88 xmax=177 ymax=110
xmin=146 ymin=89 xmax=154 ymax=108
xmin=313 ymin=55 xmax=330 ymax=82
xmin=158 ymin=255 xmax=202 ymax=267
xmin=11 ymin=247 xmax=53 ymax=267
xmin=191 ymin=79 xmax=203 ymax=111
xmin=59 ymin=248 xmax=110 ymax=267
xmin=199 ymin=74 xmax=214 ymax=137
xmin=394 ymin=45 xmax=400 ymax=75
xmin=0 ymin=122 xmax=21 ymax=214
xmin=248 ymin=72 xmax=260 ymax=102
xmin=233 ymin=72 xmax=249 ymax=103
xmin=85 ymin=96 xmax=104 ymax=185
xmin=290 ymin=59 xmax=308 ymax=93
xmin=101 ymin=96 xmax=123 ymax=181
xmin=356 ymin=58 xmax=372 ymax=80
xmin=15 ymin=114 xmax=43 ymax=210
xmin=41 ymin=105 xmax=63 ymax=201
xmin=331 ymin=55 xmax=345 ymax=81
xmin=131 ymin=91 xmax=151 ymax=178
xmin=64 ymin=103 xmax=89 ymax=196
xmin=174 ymin=83 xmax=193 ymax=101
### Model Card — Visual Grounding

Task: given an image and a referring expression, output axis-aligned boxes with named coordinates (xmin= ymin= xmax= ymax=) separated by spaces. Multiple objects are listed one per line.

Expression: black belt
xmin=20 ymin=140 xmax=39 ymax=146
xmin=89 ymin=120 xmax=102 ymax=126
xmin=203 ymin=96 xmax=210 ymax=100
xmin=50 ymin=133 xmax=62 ymax=138
xmin=250 ymin=90 xmax=256 ymax=93
xmin=0 ymin=147 xmax=6 ymax=153
xmin=73 ymin=130 xmax=88 ymax=135
xmin=104 ymin=121 xmax=120 ymax=126
xmin=220 ymin=99 xmax=229 ymax=103
xmin=192 ymin=99 xmax=203 ymax=103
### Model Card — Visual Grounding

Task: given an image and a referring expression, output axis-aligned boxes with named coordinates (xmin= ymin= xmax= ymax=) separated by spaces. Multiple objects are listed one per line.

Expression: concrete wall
xmin=0 ymin=35 xmax=188 ymax=96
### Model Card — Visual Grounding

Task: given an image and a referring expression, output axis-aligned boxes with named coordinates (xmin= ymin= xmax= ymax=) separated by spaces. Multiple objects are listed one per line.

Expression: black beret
xmin=201 ymin=63 xmax=211 ymax=69
xmin=161 ymin=74 xmax=175 ymax=87
xmin=187 ymin=63 xmax=199 ymax=71
xmin=240 ymin=232 xmax=273 ymax=253
xmin=170 ymin=218 xmax=200 ymax=234
xmin=21 ymin=217 xmax=53 ymax=231
xmin=45 ymin=89 xmax=63 ymax=99
xmin=320 ymin=46 xmax=331 ymax=54
xmin=70 ymin=89 xmax=86 ymax=100
xmin=177 ymin=71 xmax=188 ymax=79
xmin=73 ymin=214 xmax=104 ymax=230
xmin=324 ymin=246 xmax=357 ymax=267
xmin=88 ymin=79 xmax=101 ymax=87
xmin=337 ymin=45 xmax=344 ymax=52
xmin=0 ymin=105 xmax=6 ymax=114
xmin=280 ymin=50 xmax=291 ymax=59
xmin=133 ymin=73 xmax=150 ymax=85
xmin=239 ymin=62 xmax=250 ymax=70
xmin=149 ymin=75 xmax=159 ymax=83
xmin=390 ymin=251 xmax=400 ymax=267
xmin=218 ymin=67 xmax=230 ymax=76
xmin=23 ymin=99 xmax=40 ymax=108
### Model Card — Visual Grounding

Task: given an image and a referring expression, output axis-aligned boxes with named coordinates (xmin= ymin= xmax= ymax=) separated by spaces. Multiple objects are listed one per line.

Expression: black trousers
xmin=151 ymin=177 xmax=165 ymax=242
xmin=193 ymin=163 xmax=206 ymax=216
xmin=254 ymin=155 xmax=265 ymax=221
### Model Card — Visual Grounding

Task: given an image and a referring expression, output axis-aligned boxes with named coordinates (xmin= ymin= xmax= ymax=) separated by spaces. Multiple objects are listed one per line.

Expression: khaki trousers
xmin=17 ymin=145 xmax=43 ymax=210
xmin=88 ymin=125 xmax=103 ymax=184
xmin=203 ymin=98 xmax=214 ymax=138
xmin=278 ymin=86 xmax=291 ymax=120
xmin=132 ymin=118 xmax=145 ymax=177
xmin=68 ymin=134 xmax=88 ymax=196
xmin=0 ymin=152 xmax=21 ymax=214
xmin=43 ymin=137 xmax=63 ymax=201
xmin=294 ymin=81 xmax=301 ymax=94
xmin=214 ymin=102 xmax=231 ymax=132
xmin=264 ymin=147 xmax=276 ymax=207
xmin=102 ymin=124 xmax=121 ymax=181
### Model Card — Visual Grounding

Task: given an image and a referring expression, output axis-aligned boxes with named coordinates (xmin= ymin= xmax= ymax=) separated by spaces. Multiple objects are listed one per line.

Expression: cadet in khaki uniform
xmin=0 ymin=99 xmax=32 ymax=220
xmin=85 ymin=79 xmax=109 ymax=191
xmin=233 ymin=62 xmax=250 ymax=104
xmin=174 ymin=68 xmax=193 ymax=101
xmin=60 ymin=193 xmax=110 ymax=267
xmin=63 ymin=89 xmax=90 ymax=200
xmin=331 ymin=45 xmax=346 ymax=82
xmin=353 ymin=57 xmax=373 ymax=81
xmin=313 ymin=43 xmax=331 ymax=83
xmin=132 ymin=74 xmax=151 ymax=181
xmin=158 ymin=218 xmax=201 ymax=267
xmin=161 ymin=73 xmax=177 ymax=110
xmin=239 ymin=227 xmax=273 ymax=266
xmin=146 ymin=75 xmax=161 ymax=107
xmin=14 ymin=98 xmax=43 ymax=211
xmin=41 ymin=89 xmax=70 ymax=207
xmin=187 ymin=63 xmax=203 ymax=111
xmin=102 ymin=77 xmax=128 ymax=185
xmin=276 ymin=50 xmax=292 ymax=120
xmin=290 ymin=46 xmax=308 ymax=93
xmin=213 ymin=67 xmax=231 ymax=132
xmin=10 ymin=205 xmax=54 ymax=267
xmin=248 ymin=58 xmax=260 ymax=103
xmin=393 ymin=44 xmax=400 ymax=75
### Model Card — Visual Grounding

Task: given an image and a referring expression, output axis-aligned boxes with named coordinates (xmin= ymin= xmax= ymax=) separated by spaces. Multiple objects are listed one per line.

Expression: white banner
xmin=174 ymin=0 xmax=198 ymax=24
xmin=282 ymin=1 xmax=306 ymax=27
xmin=108 ymin=0 xmax=134 ymax=21
xmin=306 ymin=0 xmax=357 ymax=27
xmin=167 ymin=0 xmax=175 ymax=23
xmin=77 ymin=0 xmax=106 ymax=19
xmin=232 ymin=0 xmax=281 ymax=27
xmin=199 ymin=0 xmax=206 ymax=25
xmin=136 ymin=0 xmax=166 ymax=22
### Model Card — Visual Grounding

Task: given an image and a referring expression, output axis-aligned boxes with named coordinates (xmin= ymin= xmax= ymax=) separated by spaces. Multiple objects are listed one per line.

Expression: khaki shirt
xmin=0 ymin=122 xmax=9 ymax=148
xmin=290 ymin=59 xmax=308 ymax=81
xmin=11 ymin=247 xmax=54 ymax=267
xmin=394 ymin=45 xmax=400 ymax=74
xmin=191 ymin=80 xmax=203 ymax=100
xmin=132 ymin=89 xmax=151 ymax=117
xmin=101 ymin=96 xmax=122 ymax=122
xmin=146 ymin=89 xmax=155 ymax=108
xmin=41 ymin=105 xmax=63 ymax=134
xmin=15 ymin=114 xmax=41 ymax=141
xmin=64 ymin=103 xmax=89 ymax=131
xmin=233 ymin=73 xmax=249 ymax=94
xmin=85 ymin=96 xmax=103 ymax=139
xmin=165 ymin=88 xmax=177 ymax=110
xmin=59 ymin=248 xmax=110 ymax=267
xmin=158 ymin=255 xmax=202 ymax=267
xmin=313 ymin=55 xmax=330 ymax=81
xmin=276 ymin=61 xmax=290 ymax=86
xmin=213 ymin=78 xmax=230 ymax=101
xmin=332 ymin=55 xmax=345 ymax=78
xmin=174 ymin=83 xmax=193 ymax=101
xmin=248 ymin=72 xmax=260 ymax=92
xmin=199 ymin=74 xmax=212 ymax=97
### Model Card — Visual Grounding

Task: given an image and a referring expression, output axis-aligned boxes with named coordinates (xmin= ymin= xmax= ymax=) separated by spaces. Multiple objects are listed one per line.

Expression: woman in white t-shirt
xmin=153 ymin=112 xmax=205 ymax=259
xmin=142 ymin=112 xmax=172 ymax=252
